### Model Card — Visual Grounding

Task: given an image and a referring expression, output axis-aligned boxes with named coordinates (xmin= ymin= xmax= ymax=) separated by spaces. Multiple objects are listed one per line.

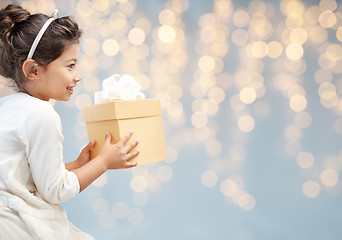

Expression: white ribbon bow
xmin=94 ymin=74 xmax=145 ymax=104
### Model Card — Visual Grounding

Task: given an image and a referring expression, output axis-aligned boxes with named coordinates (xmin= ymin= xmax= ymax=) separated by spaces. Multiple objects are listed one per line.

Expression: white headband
xmin=27 ymin=9 xmax=59 ymax=60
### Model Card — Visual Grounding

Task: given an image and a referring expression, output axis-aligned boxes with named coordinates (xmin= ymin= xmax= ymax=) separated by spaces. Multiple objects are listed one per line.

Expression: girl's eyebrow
xmin=66 ymin=58 xmax=78 ymax=63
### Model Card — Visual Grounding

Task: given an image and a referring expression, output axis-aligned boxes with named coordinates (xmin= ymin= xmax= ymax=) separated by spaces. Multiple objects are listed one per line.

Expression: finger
xmin=104 ymin=132 xmax=112 ymax=143
xmin=81 ymin=140 xmax=95 ymax=153
xmin=123 ymin=161 xmax=138 ymax=169
xmin=125 ymin=150 xmax=140 ymax=161
xmin=126 ymin=139 xmax=139 ymax=153
xmin=119 ymin=130 xmax=133 ymax=145
xmin=87 ymin=140 xmax=96 ymax=149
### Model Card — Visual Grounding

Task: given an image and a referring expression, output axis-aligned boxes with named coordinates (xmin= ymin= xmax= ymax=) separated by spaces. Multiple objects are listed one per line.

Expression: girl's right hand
xmin=98 ymin=131 xmax=139 ymax=169
xmin=73 ymin=131 xmax=139 ymax=192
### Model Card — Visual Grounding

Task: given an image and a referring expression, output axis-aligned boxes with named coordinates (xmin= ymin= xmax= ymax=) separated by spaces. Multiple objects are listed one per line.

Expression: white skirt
xmin=0 ymin=201 xmax=94 ymax=240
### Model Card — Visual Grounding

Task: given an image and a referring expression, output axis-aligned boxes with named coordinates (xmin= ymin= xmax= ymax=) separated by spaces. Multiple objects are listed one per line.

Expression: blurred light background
xmin=1 ymin=0 xmax=342 ymax=239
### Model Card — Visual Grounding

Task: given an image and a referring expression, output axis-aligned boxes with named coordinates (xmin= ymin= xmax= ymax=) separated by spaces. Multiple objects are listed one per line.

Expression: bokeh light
xmin=201 ymin=170 xmax=218 ymax=188
xmin=296 ymin=151 xmax=315 ymax=168
xmin=157 ymin=25 xmax=176 ymax=43
xmin=238 ymin=115 xmax=255 ymax=132
xmin=286 ymin=43 xmax=304 ymax=60
xmin=320 ymin=168 xmax=339 ymax=187
xmin=303 ymin=181 xmax=321 ymax=198
xmin=102 ymin=39 xmax=120 ymax=56
xmin=0 ymin=0 xmax=341 ymax=239
xmin=128 ymin=27 xmax=146 ymax=45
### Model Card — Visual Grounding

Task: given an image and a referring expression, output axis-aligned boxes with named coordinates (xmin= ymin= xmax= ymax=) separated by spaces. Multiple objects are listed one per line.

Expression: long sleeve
xmin=18 ymin=101 xmax=80 ymax=204
xmin=0 ymin=93 xmax=94 ymax=239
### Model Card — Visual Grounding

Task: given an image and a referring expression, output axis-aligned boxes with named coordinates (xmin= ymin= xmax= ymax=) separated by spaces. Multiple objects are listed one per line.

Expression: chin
xmin=54 ymin=96 xmax=71 ymax=102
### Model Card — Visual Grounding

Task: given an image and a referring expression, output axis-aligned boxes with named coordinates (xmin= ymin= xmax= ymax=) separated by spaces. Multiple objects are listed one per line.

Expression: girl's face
xmin=34 ymin=43 xmax=81 ymax=101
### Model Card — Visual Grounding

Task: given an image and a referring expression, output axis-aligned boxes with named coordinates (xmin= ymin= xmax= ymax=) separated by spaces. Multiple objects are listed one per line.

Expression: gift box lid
xmin=82 ymin=99 xmax=162 ymax=122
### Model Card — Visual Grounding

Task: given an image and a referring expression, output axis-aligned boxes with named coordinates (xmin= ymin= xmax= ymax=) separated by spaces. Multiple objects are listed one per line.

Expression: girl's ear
xmin=22 ymin=59 xmax=39 ymax=81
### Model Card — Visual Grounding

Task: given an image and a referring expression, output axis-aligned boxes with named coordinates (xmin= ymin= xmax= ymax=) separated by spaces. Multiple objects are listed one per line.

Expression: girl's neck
xmin=18 ymin=87 xmax=32 ymax=97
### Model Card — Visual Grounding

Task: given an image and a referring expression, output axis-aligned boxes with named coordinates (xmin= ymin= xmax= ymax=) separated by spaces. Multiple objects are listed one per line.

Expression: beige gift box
xmin=82 ymin=99 xmax=167 ymax=166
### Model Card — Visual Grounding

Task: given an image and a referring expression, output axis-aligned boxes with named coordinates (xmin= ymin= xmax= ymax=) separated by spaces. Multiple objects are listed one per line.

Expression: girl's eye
xmin=68 ymin=64 xmax=75 ymax=69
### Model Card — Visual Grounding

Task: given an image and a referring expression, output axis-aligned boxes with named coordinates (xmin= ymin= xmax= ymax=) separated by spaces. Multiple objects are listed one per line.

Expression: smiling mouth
xmin=67 ymin=86 xmax=74 ymax=94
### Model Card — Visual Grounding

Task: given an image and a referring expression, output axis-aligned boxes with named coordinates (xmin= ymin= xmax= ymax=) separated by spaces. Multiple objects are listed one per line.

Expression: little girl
xmin=0 ymin=4 xmax=139 ymax=239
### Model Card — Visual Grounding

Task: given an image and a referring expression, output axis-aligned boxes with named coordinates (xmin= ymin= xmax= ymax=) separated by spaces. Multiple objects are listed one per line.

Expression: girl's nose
xmin=74 ymin=69 xmax=82 ymax=82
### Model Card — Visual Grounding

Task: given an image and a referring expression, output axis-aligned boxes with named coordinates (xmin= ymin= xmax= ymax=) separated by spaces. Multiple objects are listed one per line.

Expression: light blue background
xmin=4 ymin=0 xmax=342 ymax=239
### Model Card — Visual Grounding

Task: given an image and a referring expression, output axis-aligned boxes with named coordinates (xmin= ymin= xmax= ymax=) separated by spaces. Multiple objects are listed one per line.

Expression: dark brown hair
xmin=0 ymin=4 xmax=82 ymax=90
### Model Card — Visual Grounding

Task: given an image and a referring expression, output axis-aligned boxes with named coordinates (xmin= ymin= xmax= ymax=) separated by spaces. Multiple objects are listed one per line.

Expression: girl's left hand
xmin=76 ymin=141 xmax=96 ymax=167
